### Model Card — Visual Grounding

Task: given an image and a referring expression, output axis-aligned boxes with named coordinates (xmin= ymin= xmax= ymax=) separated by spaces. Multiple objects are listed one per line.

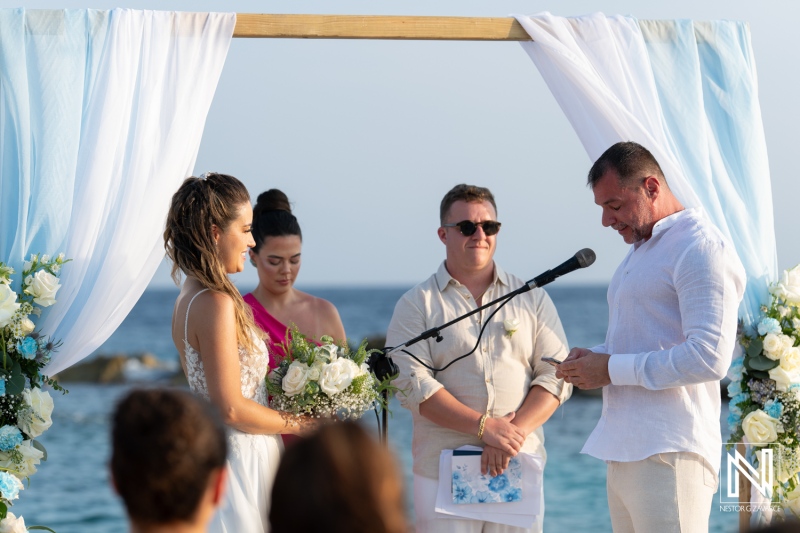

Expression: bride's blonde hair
xmin=164 ymin=173 xmax=259 ymax=352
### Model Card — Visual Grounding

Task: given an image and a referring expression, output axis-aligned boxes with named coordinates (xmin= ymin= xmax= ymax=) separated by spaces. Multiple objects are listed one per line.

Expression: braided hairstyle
xmin=164 ymin=173 xmax=259 ymax=352
xmin=252 ymin=189 xmax=302 ymax=252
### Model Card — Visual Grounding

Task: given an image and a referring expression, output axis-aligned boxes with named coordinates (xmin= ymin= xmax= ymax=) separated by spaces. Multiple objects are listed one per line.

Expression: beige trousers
xmin=607 ymin=452 xmax=717 ymax=533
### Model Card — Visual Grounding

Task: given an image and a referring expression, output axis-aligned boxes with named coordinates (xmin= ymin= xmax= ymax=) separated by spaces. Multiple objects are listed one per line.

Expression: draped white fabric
xmin=514 ymin=13 xmax=777 ymax=325
xmin=0 ymin=9 xmax=236 ymax=374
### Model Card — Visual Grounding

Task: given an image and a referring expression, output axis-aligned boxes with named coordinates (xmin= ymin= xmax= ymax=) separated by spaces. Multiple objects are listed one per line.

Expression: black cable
xmin=397 ymin=292 xmax=516 ymax=373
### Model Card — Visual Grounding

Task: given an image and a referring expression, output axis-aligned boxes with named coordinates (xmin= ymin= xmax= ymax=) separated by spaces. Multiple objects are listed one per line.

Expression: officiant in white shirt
xmin=557 ymin=142 xmax=746 ymax=533
xmin=386 ymin=183 xmax=571 ymax=533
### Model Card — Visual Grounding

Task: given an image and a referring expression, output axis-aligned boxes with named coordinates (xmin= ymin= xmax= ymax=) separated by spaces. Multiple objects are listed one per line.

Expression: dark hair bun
xmin=255 ymin=189 xmax=291 ymax=216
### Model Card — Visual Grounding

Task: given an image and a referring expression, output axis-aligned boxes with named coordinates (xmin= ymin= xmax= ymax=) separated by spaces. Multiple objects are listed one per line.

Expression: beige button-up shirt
xmin=386 ymin=261 xmax=571 ymax=478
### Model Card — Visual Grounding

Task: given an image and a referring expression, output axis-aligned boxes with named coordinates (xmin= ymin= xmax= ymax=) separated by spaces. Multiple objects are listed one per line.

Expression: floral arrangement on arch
xmin=0 ymin=253 xmax=69 ymax=533
xmin=266 ymin=328 xmax=393 ymax=420
xmin=728 ymin=264 xmax=800 ymax=517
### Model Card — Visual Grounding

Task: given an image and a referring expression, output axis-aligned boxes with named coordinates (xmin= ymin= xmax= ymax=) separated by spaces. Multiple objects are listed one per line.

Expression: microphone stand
xmin=368 ymin=283 xmax=528 ymax=446
xmin=367 ymin=248 xmax=595 ymax=445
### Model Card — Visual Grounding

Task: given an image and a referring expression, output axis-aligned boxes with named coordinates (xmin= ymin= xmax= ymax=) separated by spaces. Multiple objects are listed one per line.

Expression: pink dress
xmin=244 ymin=292 xmax=289 ymax=370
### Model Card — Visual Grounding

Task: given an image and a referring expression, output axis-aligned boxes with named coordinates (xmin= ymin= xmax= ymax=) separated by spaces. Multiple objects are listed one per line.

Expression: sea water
xmin=13 ymin=286 xmax=738 ymax=532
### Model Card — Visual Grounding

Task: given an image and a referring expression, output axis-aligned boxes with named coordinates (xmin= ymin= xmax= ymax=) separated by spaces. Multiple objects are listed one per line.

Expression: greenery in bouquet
xmin=0 ymin=253 xmax=69 ymax=533
xmin=266 ymin=327 xmax=396 ymax=420
xmin=728 ymin=264 xmax=800 ymax=516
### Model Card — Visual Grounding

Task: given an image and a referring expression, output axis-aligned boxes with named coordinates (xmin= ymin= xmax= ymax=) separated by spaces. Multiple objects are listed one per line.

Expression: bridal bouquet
xmin=266 ymin=328 xmax=391 ymax=420
xmin=728 ymin=264 xmax=800 ymax=515
xmin=0 ymin=253 xmax=68 ymax=533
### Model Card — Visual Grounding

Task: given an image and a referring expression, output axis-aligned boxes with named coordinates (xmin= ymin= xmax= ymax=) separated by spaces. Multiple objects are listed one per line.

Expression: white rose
xmin=786 ymin=486 xmax=800 ymax=519
xmin=770 ymin=366 xmax=799 ymax=392
xmin=763 ymin=333 xmax=784 ymax=360
xmin=0 ymin=285 xmax=20 ymax=328
xmin=503 ymin=318 xmax=520 ymax=336
xmin=772 ymin=265 xmax=800 ymax=305
xmin=0 ymin=512 xmax=28 ymax=533
xmin=319 ymin=359 xmax=358 ymax=396
xmin=14 ymin=441 xmax=43 ymax=478
xmin=743 ymin=409 xmax=782 ymax=446
xmin=782 ymin=347 xmax=800 ymax=374
xmin=19 ymin=318 xmax=34 ymax=336
xmin=23 ymin=270 xmax=60 ymax=307
xmin=781 ymin=334 xmax=796 ymax=351
xmin=281 ymin=361 xmax=310 ymax=397
xmin=307 ymin=359 xmax=325 ymax=382
xmin=17 ymin=388 xmax=54 ymax=438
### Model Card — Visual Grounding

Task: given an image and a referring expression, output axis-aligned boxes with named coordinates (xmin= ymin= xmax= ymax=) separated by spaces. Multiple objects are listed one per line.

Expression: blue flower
xmin=758 ymin=318 xmax=782 ymax=336
xmin=0 ymin=379 xmax=5 ymax=397
xmin=453 ymin=481 xmax=472 ymax=504
xmin=728 ymin=358 xmax=745 ymax=380
xmin=0 ymin=425 xmax=22 ymax=452
xmin=727 ymin=380 xmax=742 ymax=396
xmin=502 ymin=487 xmax=522 ymax=502
xmin=488 ymin=474 xmax=510 ymax=492
xmin=474 ymin=491 xmax=492 ymax=503
xmin=727 ymin=412 xmax=741 ymax=433
xmin=764 ymin=399 xmax=784 ymax=420
xmin=16 ymin=336 xmax=37 ymax=360
xmin=0 ymin=471 xmax=20 ymax=500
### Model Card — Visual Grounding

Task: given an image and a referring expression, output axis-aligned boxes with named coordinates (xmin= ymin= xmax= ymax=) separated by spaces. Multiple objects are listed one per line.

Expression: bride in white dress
xmin=165 ymin=173 xmax=313 ymax=532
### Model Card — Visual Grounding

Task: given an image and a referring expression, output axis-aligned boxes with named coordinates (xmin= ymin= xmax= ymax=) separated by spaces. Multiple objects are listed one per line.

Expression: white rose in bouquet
xmin=782 ymin=346 xmax=800 ymax=374
xmin=0 ymin=284 xmax=20 ymax=328
xmin=24 ymin=270 xmax=60 ymax=307
xmin=770 ymin=366 xmax=799 ymax=393
xmin=307 ymin=359 xmax=325 ymax=382
xmin=282 ymin=361 xmax=310 ymax=397
xmin=772 ymin=265 xmax=800 ymax=305
xmin=743 ymin=409 xmax=782 ymax=446
xmin=763 ymin=333 xmax=784 ymax=360
xmin=319 ymin=358 xmax=359 ymax=396
xmin=19 ymin=317 xmax=34 ymax=336
xmin=13 ymin=440 xmax=43 ymax=478
xmin=17 ymin=388 xmax=54 ymax=438
xmin=0 ymin=512 xmax=27 ymax=533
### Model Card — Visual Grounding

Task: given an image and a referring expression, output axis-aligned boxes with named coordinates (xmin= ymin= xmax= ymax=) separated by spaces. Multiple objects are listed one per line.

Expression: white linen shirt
xmin=582 ymin=208 xmax=745 ymax=472
xmin=387 ymin=261 xmax=571 ymax=478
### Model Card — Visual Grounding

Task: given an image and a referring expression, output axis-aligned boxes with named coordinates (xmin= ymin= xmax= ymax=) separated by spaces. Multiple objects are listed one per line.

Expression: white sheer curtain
xmin=514 ymin=13 xmax=777 ymax=325
xmin=0 ymin=9 xmax=236 ymax=374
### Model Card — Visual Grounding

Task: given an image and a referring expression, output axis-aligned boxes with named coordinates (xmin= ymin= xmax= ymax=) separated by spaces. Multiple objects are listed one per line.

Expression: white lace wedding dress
xmin=183 ymin=289 xmax=283 ymax=532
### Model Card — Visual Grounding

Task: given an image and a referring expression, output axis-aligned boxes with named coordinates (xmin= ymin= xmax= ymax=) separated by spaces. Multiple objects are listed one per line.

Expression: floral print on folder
xmin=451 ymin=449 xmax=523 ymax=504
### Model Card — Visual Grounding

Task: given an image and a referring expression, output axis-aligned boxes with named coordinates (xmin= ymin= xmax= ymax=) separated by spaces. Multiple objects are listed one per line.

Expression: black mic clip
xmin=367 ymin=348 xmax=400 ymax=382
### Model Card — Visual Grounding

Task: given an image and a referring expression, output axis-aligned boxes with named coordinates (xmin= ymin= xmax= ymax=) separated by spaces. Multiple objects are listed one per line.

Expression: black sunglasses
xmin=442 ymin=220 xmax=502 ymax=236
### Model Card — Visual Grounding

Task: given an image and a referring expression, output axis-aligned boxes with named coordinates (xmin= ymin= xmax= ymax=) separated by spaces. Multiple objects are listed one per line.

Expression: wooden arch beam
xmin=233 ymin=14 xmax=532 ymax=41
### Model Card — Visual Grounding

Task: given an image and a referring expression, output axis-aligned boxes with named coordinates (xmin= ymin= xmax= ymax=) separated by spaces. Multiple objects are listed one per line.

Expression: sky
xmin=7 ymin=0 xmax=800 ymax=289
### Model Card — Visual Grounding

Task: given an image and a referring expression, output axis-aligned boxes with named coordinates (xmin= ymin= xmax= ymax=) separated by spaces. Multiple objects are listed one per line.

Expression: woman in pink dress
xmin=244 ymin=188 xmax=346 ymax=370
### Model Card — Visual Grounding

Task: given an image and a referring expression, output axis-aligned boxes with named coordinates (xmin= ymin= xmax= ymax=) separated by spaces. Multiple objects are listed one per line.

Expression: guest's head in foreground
xmin=588 ymin=141 xmax=683 ymax=244
xmin=269 ymin=422 xmax=407 ymax=533
xmin=111 ymin=388 xmax=227 ymax=533
xmin=164 ymin=172 xmax=258 ymax=351
xmin=437 ymin=183 xmax=500 ymax=279
xmin=249 ymin=189 xmax=303 ymax=297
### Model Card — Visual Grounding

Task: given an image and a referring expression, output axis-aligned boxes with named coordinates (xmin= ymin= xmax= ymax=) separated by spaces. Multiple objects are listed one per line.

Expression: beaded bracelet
xmin=477 ymin=413 xmax=488 ymax=440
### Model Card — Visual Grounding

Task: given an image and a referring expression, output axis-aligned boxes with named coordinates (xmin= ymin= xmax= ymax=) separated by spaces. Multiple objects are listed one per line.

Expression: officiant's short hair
xmin=440 ymin=184 xmax=497 ymax=224
xmin=588 ymin=141 xmax=667 ymax=189
xmin=111 ymin=388 xmax=227 ymax=524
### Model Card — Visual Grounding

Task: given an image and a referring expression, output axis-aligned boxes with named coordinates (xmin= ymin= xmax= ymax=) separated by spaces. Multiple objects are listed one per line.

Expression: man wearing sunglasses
xmin=556 ymin=142 xmax=745 ymax=532
xmin=387 ymin=183 xmax=572 ymax=533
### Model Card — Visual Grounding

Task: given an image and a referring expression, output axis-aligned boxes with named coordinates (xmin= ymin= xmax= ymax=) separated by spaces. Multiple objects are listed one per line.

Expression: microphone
xmin=524 ymin=248 xmax=596 ymax=291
